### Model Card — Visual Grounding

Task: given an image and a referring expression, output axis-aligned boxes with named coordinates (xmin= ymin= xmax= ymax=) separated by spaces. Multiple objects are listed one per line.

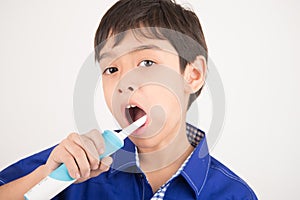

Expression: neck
xmin=137 ymin=122 xmax=194 ymax=173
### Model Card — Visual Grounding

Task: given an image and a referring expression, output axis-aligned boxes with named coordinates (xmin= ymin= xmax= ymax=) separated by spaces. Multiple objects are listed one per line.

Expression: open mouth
xmin=125 ymin=104 xmax=147 ymax=124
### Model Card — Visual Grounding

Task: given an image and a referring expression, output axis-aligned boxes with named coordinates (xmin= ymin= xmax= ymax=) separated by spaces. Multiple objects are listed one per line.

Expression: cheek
xmin=148 ymin=86 xmax=183 ymax=116
xmin=102 ymin=81 xmax=115 ymax=111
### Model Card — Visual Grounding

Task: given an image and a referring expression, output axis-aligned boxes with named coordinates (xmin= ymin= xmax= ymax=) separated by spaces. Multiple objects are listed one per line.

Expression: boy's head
xmin=94 ymin=0 xmax=208 ymax=107
xmin=94 ymin=0 xmax=208 ymax=147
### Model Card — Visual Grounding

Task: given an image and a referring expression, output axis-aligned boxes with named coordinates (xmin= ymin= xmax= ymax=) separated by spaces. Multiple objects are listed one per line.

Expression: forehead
xmin=99 ymin=30 xmax=178 ymax=65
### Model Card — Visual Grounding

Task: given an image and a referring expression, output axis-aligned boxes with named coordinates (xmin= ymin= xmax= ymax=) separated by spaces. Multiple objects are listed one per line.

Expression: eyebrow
xmin=99 ymin=44 xmax=162 ymax=61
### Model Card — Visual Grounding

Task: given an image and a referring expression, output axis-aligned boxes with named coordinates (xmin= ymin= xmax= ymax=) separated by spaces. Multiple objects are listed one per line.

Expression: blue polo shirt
xmin=0 ymin=125 xmax=257 ymax=199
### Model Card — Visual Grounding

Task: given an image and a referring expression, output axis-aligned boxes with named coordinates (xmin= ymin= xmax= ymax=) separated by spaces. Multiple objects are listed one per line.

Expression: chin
xmin=129 ymin=135 xmax=163 ymax=150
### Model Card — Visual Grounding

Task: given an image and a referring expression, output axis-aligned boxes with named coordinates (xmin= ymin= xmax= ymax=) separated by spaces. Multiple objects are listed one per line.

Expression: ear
xmin=183 ymin=55 xmax=207 ymax=93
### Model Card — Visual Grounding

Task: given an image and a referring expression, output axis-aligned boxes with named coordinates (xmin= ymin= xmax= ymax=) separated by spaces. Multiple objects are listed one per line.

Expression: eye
xmin=103 ymin=67 xmax=118 ymax=75
xmin=138 ymin=60 xmax=156 ymax=67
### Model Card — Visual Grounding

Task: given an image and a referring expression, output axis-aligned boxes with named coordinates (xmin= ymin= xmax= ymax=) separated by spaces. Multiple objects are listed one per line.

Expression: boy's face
xmin=98 ymin=30 xmax=192 ymax=150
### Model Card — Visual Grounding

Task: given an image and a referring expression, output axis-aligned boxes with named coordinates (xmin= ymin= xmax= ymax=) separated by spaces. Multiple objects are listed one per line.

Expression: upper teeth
xmin=126 ymin=104 xmax=137 ymax=109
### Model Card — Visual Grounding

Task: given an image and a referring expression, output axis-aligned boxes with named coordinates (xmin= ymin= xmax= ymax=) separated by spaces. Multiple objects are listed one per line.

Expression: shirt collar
xmin=109 ymin=138 xmax=139 ymax=175
xmin=180 ymin=133 xmax=211 ymax=197
xmin=108 ymin=123 xmax=211 ymax=197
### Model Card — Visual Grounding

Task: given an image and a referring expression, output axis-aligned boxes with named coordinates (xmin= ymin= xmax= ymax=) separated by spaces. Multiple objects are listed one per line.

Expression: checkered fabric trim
xmin=186 ymin=123 xmax=204 ymax=147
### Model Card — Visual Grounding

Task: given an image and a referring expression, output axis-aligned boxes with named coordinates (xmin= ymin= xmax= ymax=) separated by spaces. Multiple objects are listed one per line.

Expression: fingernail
xmin=99 ymin=148 xmax=104 ymax=154
xmin=85 ymin=172 xmax=90 ymax=178
xmin=75 ymin=172 xmax=80 ymax=179
xmin=94 ymin=162 xmax=100 ymax=170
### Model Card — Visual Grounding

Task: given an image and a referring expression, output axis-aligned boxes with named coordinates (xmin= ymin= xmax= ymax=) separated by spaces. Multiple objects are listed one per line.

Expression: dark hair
xmin=94 ymin=0 xmax=208 ymax=108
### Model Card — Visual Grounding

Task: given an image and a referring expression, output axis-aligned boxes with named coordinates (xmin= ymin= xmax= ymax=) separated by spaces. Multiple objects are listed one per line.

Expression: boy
xmin=0 ymin=0 xmax=257 ymax=199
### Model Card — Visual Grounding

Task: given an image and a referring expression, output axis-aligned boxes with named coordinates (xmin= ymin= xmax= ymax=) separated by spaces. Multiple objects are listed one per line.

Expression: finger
xmin=75 ymin=157 xmax=113 ymax=183
xmin=48 ymin=143 xmax=80 ymax=179
xmin=79 ymin=136 xmax=100 ymax=170
xmin=88 ymin=168 xmax=103 ymax=179
xmin=57 ymin=146 xmax=80 ymax=179
xmin=46 ymin=146 xmax=63 ymax=171
xmin=80 ymin=129 xmax=106 ymax=170
xmin=83 ymin=129 xmax=105 ymax=155
xmin=89 ymin=156 xmax=113 ymax=179
xmin=65 ymin=134 xmax=91 ymax=178
xmin=99 ymin=156 xmax=113 ymax=172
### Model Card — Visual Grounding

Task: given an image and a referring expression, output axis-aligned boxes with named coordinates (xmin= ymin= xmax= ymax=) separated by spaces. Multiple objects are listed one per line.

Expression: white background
xmin=0 ymin=0 xmax=299 ymax=199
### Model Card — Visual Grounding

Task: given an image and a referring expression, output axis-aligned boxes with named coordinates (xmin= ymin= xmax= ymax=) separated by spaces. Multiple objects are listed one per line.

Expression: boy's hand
xmin=45 ymin=129 xmax=113 ymax=183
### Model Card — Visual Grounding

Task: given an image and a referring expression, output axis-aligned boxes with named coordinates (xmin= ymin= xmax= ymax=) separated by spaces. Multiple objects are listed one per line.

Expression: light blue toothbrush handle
xmin=49 ymin=130 xmax=124 ymax=181
xmin=24 ymin=130 xmax=124 ymax=199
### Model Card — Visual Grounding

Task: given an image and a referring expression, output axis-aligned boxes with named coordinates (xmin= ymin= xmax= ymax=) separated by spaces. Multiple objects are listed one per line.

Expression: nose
xmin=118 ymin=85 xmax=136 ymax=93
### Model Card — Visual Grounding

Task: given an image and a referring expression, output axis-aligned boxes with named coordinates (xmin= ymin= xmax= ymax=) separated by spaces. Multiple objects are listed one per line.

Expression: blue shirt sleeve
xmin=0 ymin=146 xmax=55 ymax=186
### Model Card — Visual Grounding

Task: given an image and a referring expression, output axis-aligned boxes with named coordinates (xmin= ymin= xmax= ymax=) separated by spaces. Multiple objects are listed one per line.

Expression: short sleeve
xmin=0 ymin=146 xmax=55 ymax=186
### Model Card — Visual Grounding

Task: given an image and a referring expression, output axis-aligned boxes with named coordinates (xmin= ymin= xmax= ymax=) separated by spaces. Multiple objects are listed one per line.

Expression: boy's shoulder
xmin=202 ymin=156 xmax=258 ymax=199
xmin=178 ymin=124 xmax=258 ymax=199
